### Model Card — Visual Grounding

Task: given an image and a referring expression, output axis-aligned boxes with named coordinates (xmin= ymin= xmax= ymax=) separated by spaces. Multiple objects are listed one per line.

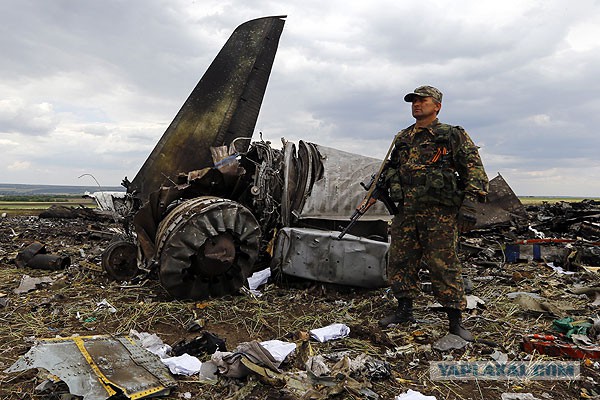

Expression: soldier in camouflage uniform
xmin=378 ymin=85 xmax=488 ymax=341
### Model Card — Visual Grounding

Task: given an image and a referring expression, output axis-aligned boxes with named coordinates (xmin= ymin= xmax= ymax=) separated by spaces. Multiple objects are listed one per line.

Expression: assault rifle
xmin=338 ymin=136 xmax=401 ymax=239
xmin=337 ymin=171 xmax=398 ymax=239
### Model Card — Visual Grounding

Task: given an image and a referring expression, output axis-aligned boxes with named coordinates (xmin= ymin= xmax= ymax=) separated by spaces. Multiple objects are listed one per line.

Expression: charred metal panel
xmin=271 ymin=227 xmax=389 ymax=288
xmin=292 ymin=144 xmax=391 ymax=221
xmin=129 ymin=16 xmax=286 ymax=200
xmin=473 ymin=173 xmax=527 ymax=228
xmin=15 ymin=241 xmax=70 ymax=270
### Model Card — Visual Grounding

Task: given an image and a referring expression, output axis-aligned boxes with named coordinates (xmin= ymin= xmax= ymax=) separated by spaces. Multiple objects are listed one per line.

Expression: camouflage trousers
xmin=388 ymin=205 xmax=467 ymax=310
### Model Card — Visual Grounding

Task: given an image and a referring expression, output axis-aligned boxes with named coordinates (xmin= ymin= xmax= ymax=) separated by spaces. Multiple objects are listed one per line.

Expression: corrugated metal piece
xmin=271 ymin=227 xmax=389 ymax=288
xmin=129 ymin=16 xmax=286 ymax=200
xmin=293 ymin=144 xmax=391 ymax=221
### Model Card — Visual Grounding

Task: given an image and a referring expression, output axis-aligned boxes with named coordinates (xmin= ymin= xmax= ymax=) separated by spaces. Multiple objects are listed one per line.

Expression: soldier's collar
xmin=412 ymin=118 xmax=440 ymax=135
xmin=414 ymin=118 xmax=440 ymax=130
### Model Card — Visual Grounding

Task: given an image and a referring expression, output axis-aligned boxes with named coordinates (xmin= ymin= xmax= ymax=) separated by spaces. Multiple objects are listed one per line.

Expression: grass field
xmin=0 ymin=198 xmax=96 ymax=216
xmin=1 ymin=196 xmax=597 ymax=217
xmin=518 ymin=196 xmax=597 ymax=205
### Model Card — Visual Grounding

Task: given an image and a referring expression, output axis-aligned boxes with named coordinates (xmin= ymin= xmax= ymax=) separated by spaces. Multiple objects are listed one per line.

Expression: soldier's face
xmin=411 ymin=96 xmax=441 ymax=120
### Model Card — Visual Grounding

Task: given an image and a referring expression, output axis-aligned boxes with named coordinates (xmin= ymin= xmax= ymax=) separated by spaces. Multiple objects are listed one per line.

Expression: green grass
xmin=0 ymin=197 xmax=96 ymax=216
xmin=518 ymin=196 xmax=597 ymax=205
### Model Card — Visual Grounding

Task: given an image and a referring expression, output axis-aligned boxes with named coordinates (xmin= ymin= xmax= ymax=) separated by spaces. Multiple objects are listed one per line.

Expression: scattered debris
xmin=171 ymin=331 xmax=227 ymax=357
xmin=547 ymin=262 xmax=576 ymax=275
xmin=522 ymin=334 xmax=600 ymax=359
xmin=552 ymin=316 xmax=593 ymax=338
xmin=465 ymin=294 xmax=486 ymax=310
xmin=15 ymin=241 xmax=70 ymax=270
xmin=13 ymin=274 xmax=55 ymax=294
xmin=101 ymin=239 xmax=139 ymax=281
xmin=129 ymin=329 xmax=173 ymax=359
xmin=433 ymin=334 xmax=469 ymax=351
xmin=95 ymin=299 xmax=117 ymax=313
xmin=513 ymin=293 xmax=562 ymax=316
xmin=1 ymin=207 xmax=600 ymax=398
xmin=38 ymin=204 xmax=115 ymax=221
xmin=490 ymin=350 xmax=509 ymax=362
xmin=501 ymin=393 xmax=541 ymax=400
xmin=571 ymin=286 xmax=600 ymax=306
xmin=210 ymin=340 xmax=282 ymax=379
xmin=83 ymin=191 xmax=127 ymax=213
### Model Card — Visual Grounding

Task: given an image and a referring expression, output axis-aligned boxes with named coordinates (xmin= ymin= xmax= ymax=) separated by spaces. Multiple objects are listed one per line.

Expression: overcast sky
xmin=1 ymin=0 xmax=599 ymax=196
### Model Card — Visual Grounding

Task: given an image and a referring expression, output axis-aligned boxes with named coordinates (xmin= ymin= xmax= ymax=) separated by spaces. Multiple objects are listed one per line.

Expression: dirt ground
xmin=1 ymin=214 xmax=599 ymax=399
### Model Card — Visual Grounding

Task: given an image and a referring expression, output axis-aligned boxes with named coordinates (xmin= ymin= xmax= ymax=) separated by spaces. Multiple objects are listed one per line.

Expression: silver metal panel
xmin=84 ymin=337 xmax=176 ymax=397
xmin=5 ymin=340 xmax=113 ymax=400
xmin=297 ymin=144 xmax=391 ymax=221
xmin=5 ymin=336 xmax=176 ymax=400
xmin=272 ymin=227 xmax=389 ymax=288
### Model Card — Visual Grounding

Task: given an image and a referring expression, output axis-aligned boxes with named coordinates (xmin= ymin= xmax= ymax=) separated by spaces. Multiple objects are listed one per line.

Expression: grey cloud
xmin=1 ymin=1 xmax=599 ymax=196
xmin=0 ymin=0 xmax=212 ymax=99
xmin=0 ymin=100 xmax=58 ymax=136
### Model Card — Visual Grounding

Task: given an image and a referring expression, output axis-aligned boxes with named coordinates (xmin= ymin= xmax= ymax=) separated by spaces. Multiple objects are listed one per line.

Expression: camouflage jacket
xmin=385 ymin=119 xmax=488 ymax=209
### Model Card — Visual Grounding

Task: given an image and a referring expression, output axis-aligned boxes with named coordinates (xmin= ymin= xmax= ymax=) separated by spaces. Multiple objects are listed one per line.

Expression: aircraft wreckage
xmin=101 ymin=16 xmax=520 ymax=300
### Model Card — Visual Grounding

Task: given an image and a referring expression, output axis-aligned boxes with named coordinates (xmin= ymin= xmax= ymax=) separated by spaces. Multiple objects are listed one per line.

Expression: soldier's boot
xmin=446 ymin=308 xmax=474 ymax=341
xmin=378 ymin=298 xmax=416 ymax=327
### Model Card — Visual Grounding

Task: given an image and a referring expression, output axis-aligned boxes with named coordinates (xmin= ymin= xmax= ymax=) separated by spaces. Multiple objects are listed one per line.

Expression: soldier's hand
xmin=457 ymin=199 xmax=477 ymax=233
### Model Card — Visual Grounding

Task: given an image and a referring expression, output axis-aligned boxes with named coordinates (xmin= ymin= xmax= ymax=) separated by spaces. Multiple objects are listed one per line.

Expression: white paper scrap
xmin=546 ymin=262 xmax=576 ymax=275
xmin=395 ymin=389 xmax=438 ymax=400
xmin=309 ymin=323 xmax=350 ymax=342
xmin=247 ymin=268 xmax=271 ymax=291
xmin=95 ymin=299 xmax=117 ymax=313
xmin=466 ymin=295 xmax=486 ymax=310
xmin=260 ymin=339 xmax=296 ymax=365
xmin=129 ymin=329 xmax=172 ymax=359
xmin=161 ymin=353 xmax=203 ymax=376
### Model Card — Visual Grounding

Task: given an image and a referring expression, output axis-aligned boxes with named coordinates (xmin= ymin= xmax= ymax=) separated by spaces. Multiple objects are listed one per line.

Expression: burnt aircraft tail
xmin=128 ymin=16 xmax=286 ymax=200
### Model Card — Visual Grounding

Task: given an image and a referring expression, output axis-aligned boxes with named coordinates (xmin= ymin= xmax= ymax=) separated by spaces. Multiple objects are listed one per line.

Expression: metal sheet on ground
xmin=5 ymin=336 xmax=176 ymax=400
